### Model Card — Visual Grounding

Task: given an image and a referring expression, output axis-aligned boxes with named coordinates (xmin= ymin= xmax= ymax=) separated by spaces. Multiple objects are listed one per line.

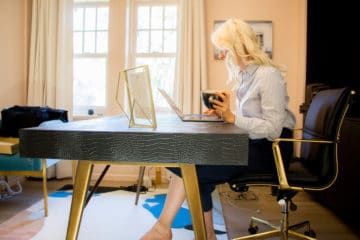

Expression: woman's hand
xmin=203 ymin=108 xmax=222 ymax=118
xmin=203 ymin=109 xmax=217 ymax=115
xmin=212 ymin=91 xmax=235 ymax=123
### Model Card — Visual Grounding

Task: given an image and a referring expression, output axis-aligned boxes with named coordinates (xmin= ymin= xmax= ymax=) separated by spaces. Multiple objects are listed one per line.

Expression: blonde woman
xmin=141 ymin=19 xmax=295 ymax=240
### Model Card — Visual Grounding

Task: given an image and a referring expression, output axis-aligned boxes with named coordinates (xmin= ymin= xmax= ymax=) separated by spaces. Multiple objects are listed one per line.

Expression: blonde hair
xmin=211 ymin=19 xmax=286 ymax=74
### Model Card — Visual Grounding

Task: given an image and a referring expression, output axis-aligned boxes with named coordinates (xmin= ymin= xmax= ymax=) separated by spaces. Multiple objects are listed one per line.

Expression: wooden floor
xmin=0 ymin=177 xmax=71 ymax=224
xmin=218 ymin=184 xmax=360 ymax=240
xmin=1 ymin=177 xmax=359 ymax=240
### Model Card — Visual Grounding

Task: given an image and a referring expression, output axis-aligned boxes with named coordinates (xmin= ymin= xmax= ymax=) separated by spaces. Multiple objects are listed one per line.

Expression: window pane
xmin=97 ymin=31 xmax=108 ymax=53
xmin=73 ymin=3 xmax=110 ymax=116
xmin=73 ymin=8 xmax=84 ymax=31
xmin=136 ymin=57 xmax=176 ymax=108
xmin=137 ymin=7 xmax=149 ymax=29
xmin=151 ymin=6 xmax=163 ymax=29
xmin=131 ymin=2 xmax=178 ymax=110
xmin=164 ymin=6 xmax=177 ymax=29
xmin=164 ymin=30 xmax=176 ymax=53
xmin=84 ymin=31 xmax=96 ymax=53
xmin=150 ymin=30 xmax=162 ymax=53
xmin=97 ymin=7 xmax=109 ymax=30
xmin=73 ymin=58 xmax=106 ymax=107
xmin=136 ymin=30 xmax=149 ymax=53
xmin=84 ymin=8 xmax=96 ymax=30
xmin=73 ymin=32 xmax=83 ymax=54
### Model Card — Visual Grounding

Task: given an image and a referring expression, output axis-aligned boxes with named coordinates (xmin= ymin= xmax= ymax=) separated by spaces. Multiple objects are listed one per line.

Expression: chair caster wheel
xmin=248 ymin=225 xmax=258 ymax=234
xmin=305 ymin=229 xmax=316 ymax=237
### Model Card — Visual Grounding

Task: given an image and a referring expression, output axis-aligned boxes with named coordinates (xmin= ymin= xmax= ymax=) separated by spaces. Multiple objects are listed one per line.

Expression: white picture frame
xmin=247 ymin=20 xmax=273 ymax=59
xmin=116 ymin=65 xmax=157 ymax=129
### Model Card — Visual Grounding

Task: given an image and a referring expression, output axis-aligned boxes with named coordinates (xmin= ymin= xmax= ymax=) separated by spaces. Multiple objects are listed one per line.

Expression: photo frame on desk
xmin=116 ymin=65 xmax=157 ymax=129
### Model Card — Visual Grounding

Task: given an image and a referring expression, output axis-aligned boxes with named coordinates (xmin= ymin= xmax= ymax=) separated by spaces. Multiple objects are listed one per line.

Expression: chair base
xmin=233 ymin=216 xmax=316 ymax=240
xmin=233 ymin=194 xmax=317 ymax=240
xmin=233 ymin=228 xmax=316 ymax=240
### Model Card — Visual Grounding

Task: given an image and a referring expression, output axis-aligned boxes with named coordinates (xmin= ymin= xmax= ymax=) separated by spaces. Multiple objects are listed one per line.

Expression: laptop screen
xmin=158 ymin=88 xmax=223 ymax=122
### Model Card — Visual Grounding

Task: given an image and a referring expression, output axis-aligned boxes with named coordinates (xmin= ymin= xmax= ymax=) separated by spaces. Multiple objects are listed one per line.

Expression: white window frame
xmin=73 ymin=0 xmax=110 ymax=117
xmin=126 ymin=0 xmax=179 ymax=111
xmin=127 ymin=0 xmax=179 ymax=64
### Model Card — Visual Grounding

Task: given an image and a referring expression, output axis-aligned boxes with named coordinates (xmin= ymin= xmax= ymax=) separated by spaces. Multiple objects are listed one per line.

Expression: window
xmin=73 ymin=0 xmax=109 ymax=116
xmin=128 ymin=0 xmax=179 ymax=108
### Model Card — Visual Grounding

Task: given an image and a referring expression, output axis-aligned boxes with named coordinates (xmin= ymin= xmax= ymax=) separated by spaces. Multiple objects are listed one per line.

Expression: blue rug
xmin=142 ymin=193 xmax=227 ymax=234
xmin=143 ymin=193 xmax=191 ymax=228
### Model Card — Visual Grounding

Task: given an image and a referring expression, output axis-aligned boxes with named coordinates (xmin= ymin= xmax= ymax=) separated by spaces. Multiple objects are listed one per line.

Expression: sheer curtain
xmin=175 ymin=0 xmax=208 ymax=114
xmin=27 ymin=0 xmax=73 ymax=112
xmin=27 ymin=0 xmax=73 ymax=178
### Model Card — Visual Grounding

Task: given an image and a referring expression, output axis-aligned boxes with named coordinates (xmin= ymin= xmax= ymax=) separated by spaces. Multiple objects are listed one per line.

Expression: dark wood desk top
xmin=19 ymin=114 xmax=248 ymax=165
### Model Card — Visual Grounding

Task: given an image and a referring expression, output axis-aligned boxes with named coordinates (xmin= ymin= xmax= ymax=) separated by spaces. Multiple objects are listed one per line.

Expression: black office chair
xmin=228 ymin=87 xmax=355 ymax=240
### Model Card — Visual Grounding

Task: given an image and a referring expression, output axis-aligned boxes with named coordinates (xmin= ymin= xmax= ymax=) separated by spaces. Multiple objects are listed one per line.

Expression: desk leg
xmin=66 ymin=161 xmax=93 ymax=240
xmin=180 ymin=164 xmax=207 ymax=240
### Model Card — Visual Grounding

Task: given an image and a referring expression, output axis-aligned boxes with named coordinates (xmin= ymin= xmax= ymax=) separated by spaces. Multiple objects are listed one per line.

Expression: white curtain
xmin=27 ymin=0 xmax=73 ymax=112
xmin=27 ymin=0 xmax=73 ymax=178
xmin=175 ymin=0 xmax=208 ymax=114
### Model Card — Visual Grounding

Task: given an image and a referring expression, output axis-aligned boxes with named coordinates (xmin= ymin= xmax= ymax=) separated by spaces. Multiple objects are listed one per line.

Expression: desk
xmin=19 ymin=114 xmax=248 ymax=240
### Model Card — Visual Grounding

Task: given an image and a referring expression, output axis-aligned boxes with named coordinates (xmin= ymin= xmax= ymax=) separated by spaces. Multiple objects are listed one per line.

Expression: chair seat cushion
xmin=228 ymin=161 xmax=324 ymax=191
xmin=0 ymin=153 xmax=60 ymax=171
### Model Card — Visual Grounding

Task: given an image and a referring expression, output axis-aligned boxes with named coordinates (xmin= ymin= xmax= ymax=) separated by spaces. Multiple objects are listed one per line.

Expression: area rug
xmin=0 ymin=186 xmax=228 ymax=240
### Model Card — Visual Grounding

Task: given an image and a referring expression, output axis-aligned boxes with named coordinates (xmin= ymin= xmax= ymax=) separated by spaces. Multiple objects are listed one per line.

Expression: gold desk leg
xmin=41 ymin=159 xmax=48 ymax=217
xmin=155 ymin=167 xmax=162 ymax=184
xmin=71 ymin=160 xmax=78 ymax=185
xmin=180 ymin=164 xmax=207 ymax=240
xmin=66 ymin=161 xmax=93 ymax=240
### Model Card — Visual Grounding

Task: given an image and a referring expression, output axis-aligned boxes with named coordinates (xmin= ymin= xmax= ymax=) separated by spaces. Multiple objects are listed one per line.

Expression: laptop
xmin=158 ymin=88 xmax=224 ymax=122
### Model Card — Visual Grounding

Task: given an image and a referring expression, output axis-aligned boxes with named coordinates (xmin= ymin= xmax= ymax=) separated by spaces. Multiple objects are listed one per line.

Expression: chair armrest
xmin=0 ymin=137 xmax=19 ymax=154
xmin=271 ymin=137 xmax=335 ymax=190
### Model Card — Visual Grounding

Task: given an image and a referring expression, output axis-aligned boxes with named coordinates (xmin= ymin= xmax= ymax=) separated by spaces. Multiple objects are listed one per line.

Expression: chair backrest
xmin=227 ymin=87 xmax=354 ymax=192
xmin=299 ymin=87 xmax=353 ymax=188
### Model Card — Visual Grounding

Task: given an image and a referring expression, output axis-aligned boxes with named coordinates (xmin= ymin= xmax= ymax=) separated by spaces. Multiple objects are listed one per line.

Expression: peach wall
xmin=0 ymin=0 xmax=307 ymax=125
xmin=205 ymin=0 xmax=307 ymax=128
xmin=0 ymin=0 xmax=307 ymax=181
xmin=0 ymin=0 xmax=29 ymax=110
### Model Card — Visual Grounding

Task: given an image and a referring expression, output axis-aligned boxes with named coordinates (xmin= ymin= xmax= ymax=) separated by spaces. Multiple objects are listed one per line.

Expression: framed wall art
xmin=213 ymin=20 xmax=273 ymax=59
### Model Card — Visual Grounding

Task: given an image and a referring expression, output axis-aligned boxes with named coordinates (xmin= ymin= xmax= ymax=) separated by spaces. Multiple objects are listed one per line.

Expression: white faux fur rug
xmin=1 ymin=186 xmax=228 ymax=240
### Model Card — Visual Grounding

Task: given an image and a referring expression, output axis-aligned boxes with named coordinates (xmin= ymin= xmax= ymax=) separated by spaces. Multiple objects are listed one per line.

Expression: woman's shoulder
xmin=256 ymin=65 xmax=283 ymax=81
xmin=258 ymin=65 xmax=280 ymax=74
